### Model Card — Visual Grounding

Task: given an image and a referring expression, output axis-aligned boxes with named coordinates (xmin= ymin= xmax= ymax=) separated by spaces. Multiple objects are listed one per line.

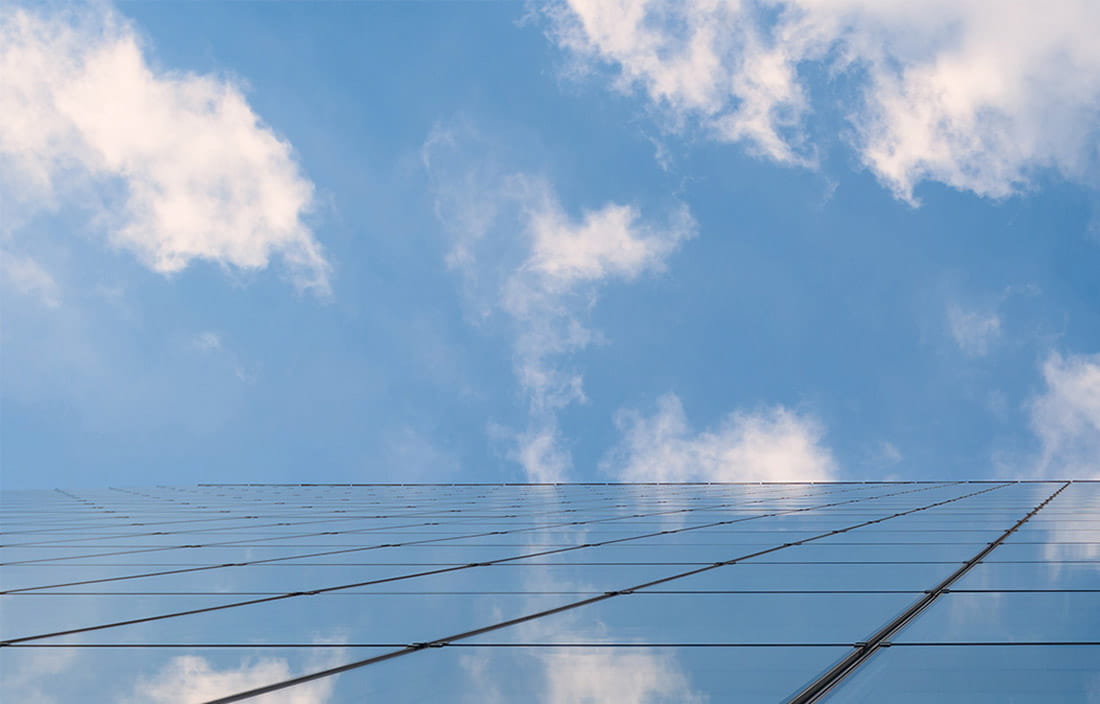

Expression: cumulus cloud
xmin=546 ymin=0 xmax=1100 ymax=201
xmin=0 ymin=4 xmax=329 ymax=292
xmin=604 ymin=393 xmax=836 ymax=482
xmin=947 ymin=302 xmax=1001 ymax=357
xmin=131 ymin=653 xmax=337 ymax=704
xmin=424 ymin=123 xmax=695 ymax=481
xmin=1028 ymin=352 xmax=1100 ymax=479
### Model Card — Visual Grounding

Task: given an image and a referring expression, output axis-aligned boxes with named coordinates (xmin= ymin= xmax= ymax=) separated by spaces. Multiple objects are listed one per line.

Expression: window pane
xmin=895 ymin=592 xmax=1100 ymax=642
xmin=823 ymin=645 xmax=1100 ymax=703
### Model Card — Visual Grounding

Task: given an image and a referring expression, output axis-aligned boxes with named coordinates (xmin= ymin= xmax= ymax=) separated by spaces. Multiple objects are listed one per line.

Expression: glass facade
xmin=2 ymin=481 xmax=1097 ymax=702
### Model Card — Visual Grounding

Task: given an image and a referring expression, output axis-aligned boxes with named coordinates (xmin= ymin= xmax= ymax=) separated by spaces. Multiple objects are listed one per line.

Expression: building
xmin=2 ymin=481 xmax=1097 ymax=702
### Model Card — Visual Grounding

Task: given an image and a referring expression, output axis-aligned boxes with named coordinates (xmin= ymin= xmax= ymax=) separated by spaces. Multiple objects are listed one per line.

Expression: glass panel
xmin=895 ymin=592 xmax=1100 ymax=642
xmin=823 ymin=645 xmax=1100 ymax=703
xmin=0 ymin=646 xmax=390 ymax=704
xmin=4 ymin=480 xmax=1086 ymax=703
xmin=466 ymin=592 xmax=919 ymax=644
xmin=637 ymin=562 xmax=955 ymax=590
xmin=34 ymin=592 xmax=575 ymax=646
xmin=983 ymin=541 xmax=1100 ymax=562
xmin=954 ymin=560 xmax=1100 ymax=590
xmin=322 ymin=645 xmax=854 ymax=704
xmin=743 ymin=543 xmax=978 ymax=562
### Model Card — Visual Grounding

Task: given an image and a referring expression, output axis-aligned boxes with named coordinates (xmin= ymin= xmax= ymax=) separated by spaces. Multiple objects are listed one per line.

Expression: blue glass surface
xmin=323 ymin=644 xmax=854 ymax=703
xmin=895 ymin=592 xmax=1100 ymax=642
xmin=823 ymin=645 xmax=1100 ymax=703
xmin=4 ymin=481 xmax=1095 ymax=703
xmin=466 ymin=592 xmax=919 ymax=644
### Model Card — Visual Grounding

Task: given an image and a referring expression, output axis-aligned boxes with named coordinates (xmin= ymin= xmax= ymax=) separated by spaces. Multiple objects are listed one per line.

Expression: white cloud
xmin=547 ymin=0 xmax=1100 ymax=201
xmin=524 ymin=201 xmax=689 ymax=287
xmin=0 ymin=5 xmax=329 ymax=292
xmin=424 ymin=123 xmax=695 ymax=481
xmin=131 ymin=653 xmax=337 ymax=704
xmin=947 ymin=302 xmax=1001 ymax=357
xmin=603 ymin=393 xmax=836 ymax=482
xmin=502 ymin=196 xmax=694 ymax=418
xmin=0 ymin=251 xmax=60 ymax=307
xmin=540 ymin=648 xmax=706 ymax=704
xmin=507 ymin=422 xmax=574 ymax=483
xmin=1028 ymin=352 xmax=1100 ymax=479
xmin=547 ymin=0 xmax=813 ymax=165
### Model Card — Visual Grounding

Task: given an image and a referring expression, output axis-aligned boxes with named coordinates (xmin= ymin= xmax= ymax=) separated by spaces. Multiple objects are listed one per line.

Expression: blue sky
xmin=3 ymin=0 xmax=1100 ymax=489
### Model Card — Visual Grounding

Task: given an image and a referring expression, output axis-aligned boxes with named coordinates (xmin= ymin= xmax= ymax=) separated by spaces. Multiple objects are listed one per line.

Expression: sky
xmin=3 ymin=0 xmax=1100 ymax=490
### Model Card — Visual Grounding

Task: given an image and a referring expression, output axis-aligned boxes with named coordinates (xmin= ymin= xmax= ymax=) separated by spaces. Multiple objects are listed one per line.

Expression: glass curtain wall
xmin=2 ymin=481 xmax=1097 ymax=702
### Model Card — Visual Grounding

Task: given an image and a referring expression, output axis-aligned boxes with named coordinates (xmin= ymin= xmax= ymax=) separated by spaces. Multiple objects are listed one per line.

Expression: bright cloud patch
xmin=0 ymin=6 xmax=329 ymax=292
xmin=131 ymin=654 xmax=335 ymax=704
xmin=548 ymin=0 xmax=1100 ymax=201
xmin=1029 ymin=352 xmax=1100 ymax=479
xmin=541 ymin=648 xmax=705 ymax=704
xmin=526 ymin=202 xmax=688 ymax=286
xmin=605 ymin=393 xmax=836 ymax=482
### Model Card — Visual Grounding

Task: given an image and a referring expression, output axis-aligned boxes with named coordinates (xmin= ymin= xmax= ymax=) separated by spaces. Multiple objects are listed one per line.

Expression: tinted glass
xmin=3 ymin=481 xmax=1096 ymax=703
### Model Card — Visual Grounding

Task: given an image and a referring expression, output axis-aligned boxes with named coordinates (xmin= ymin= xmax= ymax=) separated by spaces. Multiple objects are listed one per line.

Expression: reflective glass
xmin=823 ymin=645 xmax=1100 ymax=703
xmin=894 ymin=591 xmax=1100 ymax=642
xmin=324 ymin=645 xmax=854 ymax=703
xmin=4 ymin=481 xmax=1097 ymax=704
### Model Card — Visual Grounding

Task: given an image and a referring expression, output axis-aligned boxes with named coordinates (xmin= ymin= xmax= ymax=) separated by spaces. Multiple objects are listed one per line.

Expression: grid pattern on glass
xmin=1 ymin=481 xmax=1096 ymax=703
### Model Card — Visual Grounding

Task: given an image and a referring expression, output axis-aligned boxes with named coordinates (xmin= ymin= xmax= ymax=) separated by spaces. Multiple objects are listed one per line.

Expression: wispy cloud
xmin=0 ymin=646 xmax=77 ymax=704
xmin=947 ymin=303 xmax=1001 ymax=357
xmin=0 ymin=4 xmax=329 ymax=293
xmin=424 ymin=121 xmax=694 ymax=481
xmin=0 ymin=251 xmax=60 ymax=308
xmin=865 ymin=440 xmax=903 ymax=470
xmin=603 ymin=393 xmax=836 ymax=482
xmin=545 ymin=0 xmax=1100 ymax=202
xmin=188 ymin=330 xmax=261 ymax=384
xmin=1027 ymin=352 xmax=1100 ymax=479
xmin=191 ymin=330 xmax=223 ymax=353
